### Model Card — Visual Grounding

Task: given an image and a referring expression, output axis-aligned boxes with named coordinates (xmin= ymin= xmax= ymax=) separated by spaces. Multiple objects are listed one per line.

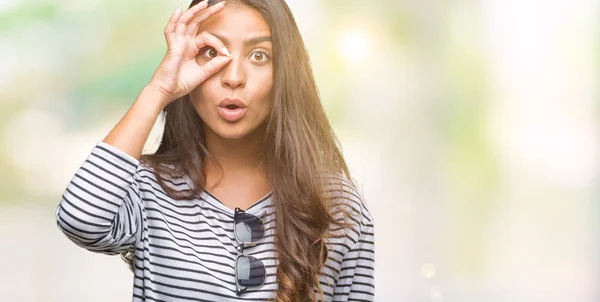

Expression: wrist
xmin=141 ymin=83 xmax=173 ymax=110
xmin=135 ymin=84 xmax=171 ymax=115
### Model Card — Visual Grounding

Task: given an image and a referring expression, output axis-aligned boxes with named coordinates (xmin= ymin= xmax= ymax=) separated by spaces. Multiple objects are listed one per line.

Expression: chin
xmin=210 ymin=123 xmax=253 ymax=140
xmin=202 ymin=114 xmax=269 ymax=141
xmin=216 ymin=131 xmax=248 ymax=140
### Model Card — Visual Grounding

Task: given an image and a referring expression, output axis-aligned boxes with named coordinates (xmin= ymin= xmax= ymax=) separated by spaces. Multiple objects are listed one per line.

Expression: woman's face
xmin=190 ymin=4 xmax=273 ymax=140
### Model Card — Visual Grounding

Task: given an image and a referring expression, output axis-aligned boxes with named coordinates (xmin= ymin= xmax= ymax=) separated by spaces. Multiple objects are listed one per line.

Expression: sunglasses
xmin=234 ymin=207 xmax=266 ymax=295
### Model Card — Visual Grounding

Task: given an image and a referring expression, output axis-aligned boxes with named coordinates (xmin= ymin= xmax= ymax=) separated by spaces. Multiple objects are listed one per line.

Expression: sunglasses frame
xmin=234 ymin=207 xmax=266 ymax=295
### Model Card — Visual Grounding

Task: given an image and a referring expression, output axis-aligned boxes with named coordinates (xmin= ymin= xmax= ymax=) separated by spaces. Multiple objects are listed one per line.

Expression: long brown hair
xmin=122 ymin=0 xmax=356 ymax=300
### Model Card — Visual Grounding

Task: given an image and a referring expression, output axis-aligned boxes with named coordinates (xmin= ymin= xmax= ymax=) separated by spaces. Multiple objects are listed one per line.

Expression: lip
xmin=219 ymin=97 xmax=247 ymax=109
xmin=218 ymin=97 xmax=247 ymax=122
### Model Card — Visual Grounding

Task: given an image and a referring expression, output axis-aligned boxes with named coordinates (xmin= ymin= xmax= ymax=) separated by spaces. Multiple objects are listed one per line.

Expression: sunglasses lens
xmin=234 ymin=212 xmax=265 ymax=243
xmin=236 ymin=255 xmax=266 ymax=287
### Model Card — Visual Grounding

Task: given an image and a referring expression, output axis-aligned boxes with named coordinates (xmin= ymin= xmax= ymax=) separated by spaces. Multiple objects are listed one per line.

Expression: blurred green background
xmin=0 ymin=0 xmax=598 ymax=301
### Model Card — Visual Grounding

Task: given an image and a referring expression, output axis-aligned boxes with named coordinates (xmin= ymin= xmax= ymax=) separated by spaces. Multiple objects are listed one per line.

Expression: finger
xmin=164 ymin=7 xmax=183 ymax=43
xmin=194 ymin=32 xmax=230 ymax=57
xmin=196 ymin=55 xmax=232 ymax=82
xmin=176 ymin=0 xmax=209 ymax=37
xmin=186 ymin=1 xmax=226 ymax=36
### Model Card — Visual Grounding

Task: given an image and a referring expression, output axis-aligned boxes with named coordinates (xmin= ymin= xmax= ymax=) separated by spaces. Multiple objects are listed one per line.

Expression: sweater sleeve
xmin=333 ymin=220 xmax=375 ymax=301
xmin=55 ymin=141 xmax=143 ymax=255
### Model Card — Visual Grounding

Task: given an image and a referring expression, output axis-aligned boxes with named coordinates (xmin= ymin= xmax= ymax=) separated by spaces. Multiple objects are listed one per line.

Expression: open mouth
xmin=218 ymin=104 xmax=247 ymax=122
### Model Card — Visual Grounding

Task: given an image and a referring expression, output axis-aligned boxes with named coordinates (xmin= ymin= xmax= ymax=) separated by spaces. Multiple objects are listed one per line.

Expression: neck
xmin=201 ymin=122 xmax=273 ymax=208
xmin=202 ymin=123 xmax=267 ymax=176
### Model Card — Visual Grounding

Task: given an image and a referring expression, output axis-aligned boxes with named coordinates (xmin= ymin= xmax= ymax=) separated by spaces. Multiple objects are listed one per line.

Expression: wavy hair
xmin=122 ymin=0 xmax=355 ymax=300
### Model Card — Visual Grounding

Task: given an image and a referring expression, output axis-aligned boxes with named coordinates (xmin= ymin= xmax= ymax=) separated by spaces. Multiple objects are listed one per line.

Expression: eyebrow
xmin=211 ymin=33 xmax=272 ymax=46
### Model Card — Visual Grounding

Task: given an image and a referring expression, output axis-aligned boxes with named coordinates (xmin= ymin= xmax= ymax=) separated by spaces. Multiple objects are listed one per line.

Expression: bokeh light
xmin=337 ymin=28 xmax=370 ymax=65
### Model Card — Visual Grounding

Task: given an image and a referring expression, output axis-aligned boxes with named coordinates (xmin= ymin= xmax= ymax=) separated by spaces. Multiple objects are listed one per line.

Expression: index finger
xmin=186 ymin=1 xmax=226 ymax=36
xmin=179 ymin=0 xmax=209 ymax=25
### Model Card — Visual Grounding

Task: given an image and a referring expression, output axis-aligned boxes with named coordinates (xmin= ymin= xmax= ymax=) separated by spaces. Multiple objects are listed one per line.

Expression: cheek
xmin=189 ymin=86 xmax=216 ymax=124
xmin=191 ymin=81 xmax=218 ymax=107
xmin=251 ymin=71 xmax=273 ymax=101
xmin=251 ymin=84 xmax=273 ymax=113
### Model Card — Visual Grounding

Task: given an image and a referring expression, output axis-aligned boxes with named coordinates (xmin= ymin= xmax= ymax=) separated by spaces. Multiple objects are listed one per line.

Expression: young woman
xmin=55 ymin=0 xmax=374 ymax=301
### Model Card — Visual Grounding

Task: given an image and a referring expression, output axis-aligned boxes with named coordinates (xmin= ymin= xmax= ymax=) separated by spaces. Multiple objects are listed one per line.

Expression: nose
xmin=221 ymin=56 xmax=246 ymax=89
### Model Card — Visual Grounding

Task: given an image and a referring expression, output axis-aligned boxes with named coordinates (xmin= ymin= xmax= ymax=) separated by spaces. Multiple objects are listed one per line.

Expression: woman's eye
xmin=201 ymin=47 xmax=218 ymax=59
xmin=250 ymin=50 xmax=270 ymax=63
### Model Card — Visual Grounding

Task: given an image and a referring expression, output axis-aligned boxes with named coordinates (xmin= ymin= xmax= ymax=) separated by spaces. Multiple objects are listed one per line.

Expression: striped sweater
xmin=56 ymin=141 xmax=375 ymax=301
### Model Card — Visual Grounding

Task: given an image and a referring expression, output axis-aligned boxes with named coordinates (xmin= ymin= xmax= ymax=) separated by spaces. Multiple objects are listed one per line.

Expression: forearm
xmin=102 ymin=84 xmax=167 ymax=159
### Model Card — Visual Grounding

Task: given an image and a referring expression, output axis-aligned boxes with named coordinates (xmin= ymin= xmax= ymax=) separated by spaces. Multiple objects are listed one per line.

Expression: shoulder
xmin=134 ymin=158 xmax=191 ymax=193
xmin=92 ymin=142 xmax=192 ymax=196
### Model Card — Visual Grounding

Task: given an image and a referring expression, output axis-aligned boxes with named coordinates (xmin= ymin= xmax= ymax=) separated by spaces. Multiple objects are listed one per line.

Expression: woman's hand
xmin=149 ymin=1 xmax=231 ymax=107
